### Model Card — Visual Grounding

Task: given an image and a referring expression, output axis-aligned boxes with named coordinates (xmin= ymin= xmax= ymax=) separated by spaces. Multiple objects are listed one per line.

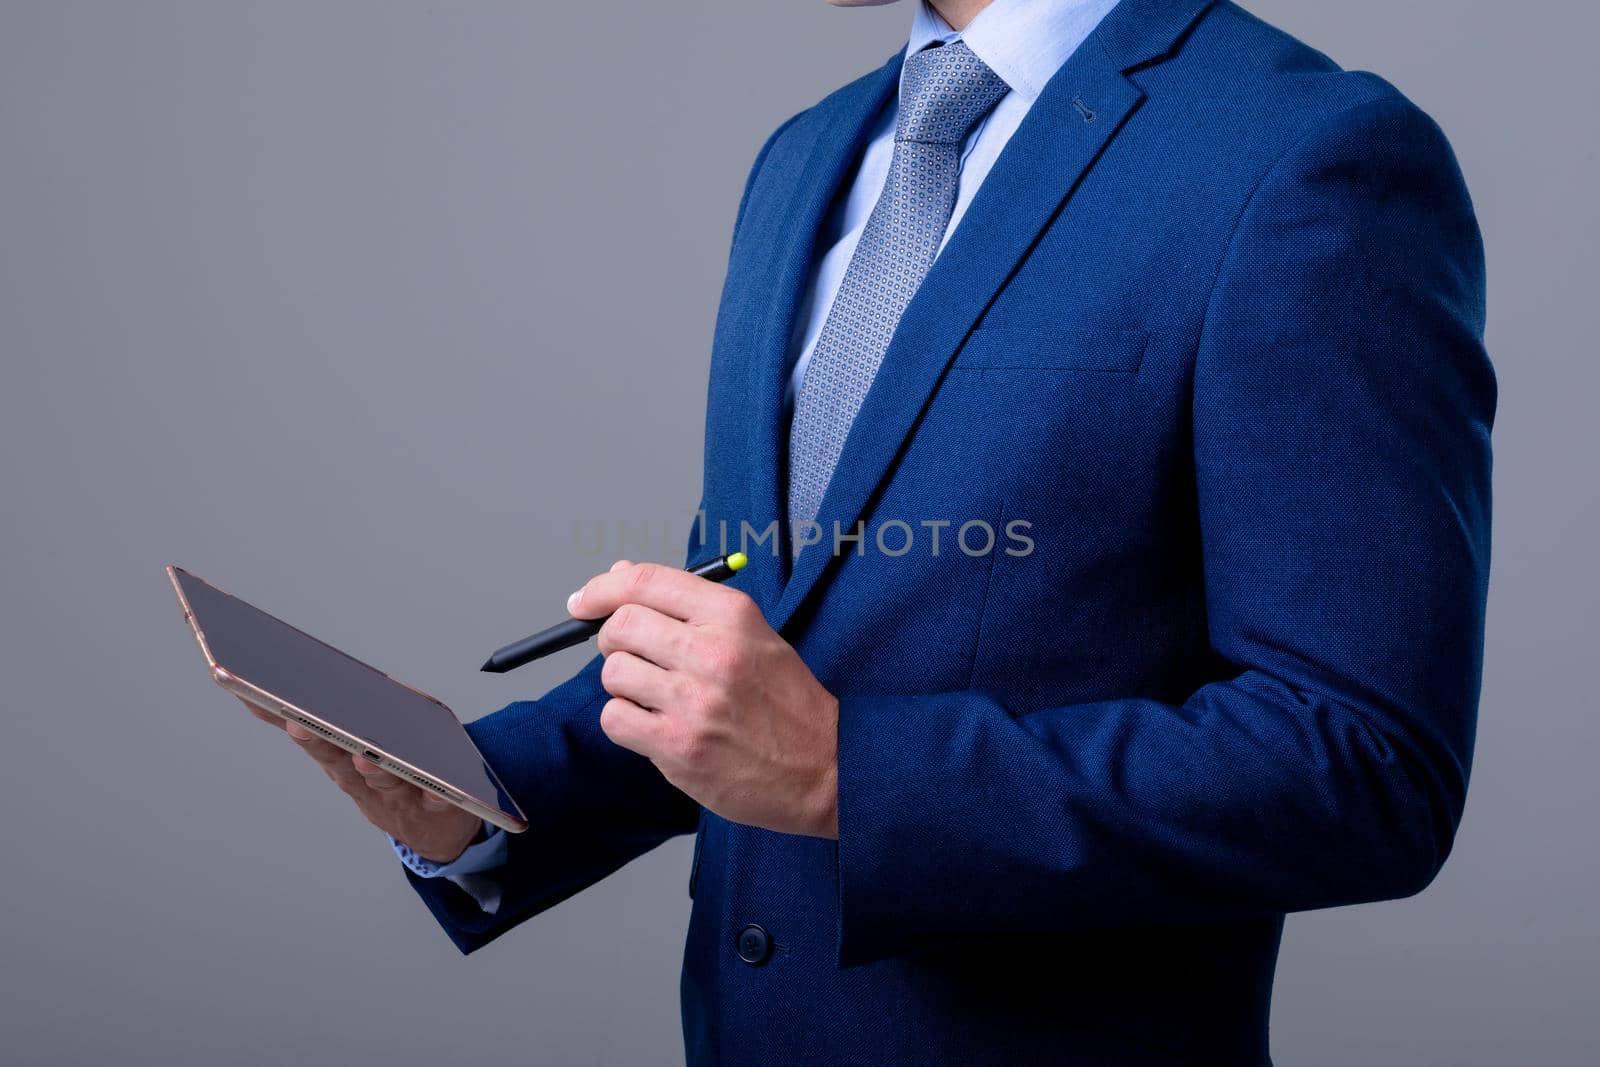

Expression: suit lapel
xmin=770 ymin=0 xmax=1214 ymax=632
xmin=736 ymin=53 xmax=903 ymax=612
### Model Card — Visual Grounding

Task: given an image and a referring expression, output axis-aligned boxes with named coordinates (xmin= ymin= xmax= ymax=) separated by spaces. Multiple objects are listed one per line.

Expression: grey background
xmin=0 ymin=1 xmax=1593 ymax=1063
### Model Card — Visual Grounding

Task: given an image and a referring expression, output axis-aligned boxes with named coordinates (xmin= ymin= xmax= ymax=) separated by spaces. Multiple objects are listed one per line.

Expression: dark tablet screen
xmin=171 ymin=567 xmax=523 ymax=827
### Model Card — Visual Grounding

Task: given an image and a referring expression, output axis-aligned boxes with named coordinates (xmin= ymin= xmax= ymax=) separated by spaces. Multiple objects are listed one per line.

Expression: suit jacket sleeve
xmin=834 ymin=95 xmax=1496 ymax=966
xmin=407 ymin=514 xmax=721 ymax=953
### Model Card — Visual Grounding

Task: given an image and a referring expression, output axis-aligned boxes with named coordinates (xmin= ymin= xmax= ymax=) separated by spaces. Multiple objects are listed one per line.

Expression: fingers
xmin=598 ymin=696 xmax=667 ymax=758
xmin=290 ymin=732 xmax=352 ymax=774
xmin=261 ymin=708 xmax=463 ymax=846
xmin=352 ymin=754 xmax=406 ymax=792
xmin=287 ymin=728 xmax=370 ymax=791
xmin=596 ymin=602 xmax=696 ymax=669
xmin=281 ymin=720 xmax=418 ymax=798
xmin=252 ymin=700 xmax=442 ymax=819
xmin=238 ymin=696 xmax=288 ymax=731
xmin=570 ymin=561 xmax=745 ymax=624
xmin=599 ymin=649 xmax=679 ymax=711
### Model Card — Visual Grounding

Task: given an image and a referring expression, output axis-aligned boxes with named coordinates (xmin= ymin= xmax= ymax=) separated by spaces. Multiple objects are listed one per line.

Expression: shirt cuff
xmin=390 ymin=823 xmax=509 ymax=914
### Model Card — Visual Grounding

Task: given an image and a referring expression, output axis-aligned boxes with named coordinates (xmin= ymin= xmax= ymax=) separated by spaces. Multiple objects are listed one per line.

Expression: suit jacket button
xmin=736 ymin=924 xmax=771 ymax=965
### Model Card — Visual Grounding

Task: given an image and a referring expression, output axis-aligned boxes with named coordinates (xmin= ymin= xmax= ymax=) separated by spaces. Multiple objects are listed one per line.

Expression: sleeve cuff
xmin=390 ymin=823 xmax=509 ymax=913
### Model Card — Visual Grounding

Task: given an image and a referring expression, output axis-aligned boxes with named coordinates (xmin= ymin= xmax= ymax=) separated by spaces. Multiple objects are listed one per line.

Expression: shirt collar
xmin=905 ymin=0 xmax=1121 ymax=105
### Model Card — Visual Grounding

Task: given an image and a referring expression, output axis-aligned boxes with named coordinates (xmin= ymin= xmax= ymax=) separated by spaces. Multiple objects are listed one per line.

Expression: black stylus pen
xmin=479 ymin=552 xmax=750 ymax=674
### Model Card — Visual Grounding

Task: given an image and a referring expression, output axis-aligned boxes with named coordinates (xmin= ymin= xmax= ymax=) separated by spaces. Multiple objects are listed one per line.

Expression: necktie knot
xmin=895 ymin=40 xmax=1009 ymax=145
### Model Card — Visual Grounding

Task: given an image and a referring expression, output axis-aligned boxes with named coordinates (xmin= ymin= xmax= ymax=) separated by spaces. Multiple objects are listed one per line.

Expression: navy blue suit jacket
xmin=409 ymin=1 xmax=1494 ymax=1062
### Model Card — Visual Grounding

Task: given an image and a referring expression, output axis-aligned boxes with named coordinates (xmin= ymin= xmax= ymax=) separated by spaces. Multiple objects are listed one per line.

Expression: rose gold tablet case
xmin=167 ymin=565 xmax=528 ymax=834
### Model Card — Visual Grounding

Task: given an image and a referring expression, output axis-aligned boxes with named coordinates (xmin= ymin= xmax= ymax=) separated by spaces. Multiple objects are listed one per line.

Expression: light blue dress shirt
xmin=393 ymin=0 xmax=1120 ymax=913
xmin=391 ymin=825 xmax=508 ymax=911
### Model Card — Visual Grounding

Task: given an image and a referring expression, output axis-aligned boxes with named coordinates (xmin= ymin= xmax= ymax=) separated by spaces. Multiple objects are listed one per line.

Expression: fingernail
xmin=567 ymin=590 xmax=582 ymax=614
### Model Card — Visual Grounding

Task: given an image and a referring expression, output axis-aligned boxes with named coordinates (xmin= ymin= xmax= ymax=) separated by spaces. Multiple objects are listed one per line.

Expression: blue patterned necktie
xmin=786 ymin=41 xmax=1009 ymax=533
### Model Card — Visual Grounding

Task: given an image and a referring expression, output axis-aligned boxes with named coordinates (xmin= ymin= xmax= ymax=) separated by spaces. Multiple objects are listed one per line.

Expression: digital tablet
xmin=167 ymin=565 xmax=528 ymax=833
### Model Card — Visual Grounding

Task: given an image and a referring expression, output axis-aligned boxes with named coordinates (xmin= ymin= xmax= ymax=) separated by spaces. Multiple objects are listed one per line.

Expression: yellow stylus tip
xmin=726 ymin=552 xmax=749 ymax=572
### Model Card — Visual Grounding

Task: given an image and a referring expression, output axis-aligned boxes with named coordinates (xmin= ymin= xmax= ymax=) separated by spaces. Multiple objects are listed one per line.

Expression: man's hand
xmin=575 ymin=561 xmax=840 ymax=839
xmin=238 ymin=699 xmax=482 ymax=863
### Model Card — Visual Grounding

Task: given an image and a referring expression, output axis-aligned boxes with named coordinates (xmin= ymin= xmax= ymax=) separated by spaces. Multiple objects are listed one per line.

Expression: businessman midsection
xmin=683 ymin=815 xmax=1280 ymax=1065
xmin=678 ymin=334 xmax=1258 ymax=1062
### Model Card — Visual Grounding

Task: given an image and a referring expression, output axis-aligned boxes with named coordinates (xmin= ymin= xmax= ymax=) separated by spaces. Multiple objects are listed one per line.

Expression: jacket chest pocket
xmin=949 ymin=325 xmax=1149 ymax=374
xmin=897 ymin=323 xmax=1171 ymax=521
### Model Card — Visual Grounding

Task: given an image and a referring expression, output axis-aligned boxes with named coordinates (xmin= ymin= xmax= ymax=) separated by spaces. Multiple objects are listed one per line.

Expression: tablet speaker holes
xmin=293 ymin=716 xmax=340 ymax=742
xmin=404 ymin=772 xmax=451 ymax=796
